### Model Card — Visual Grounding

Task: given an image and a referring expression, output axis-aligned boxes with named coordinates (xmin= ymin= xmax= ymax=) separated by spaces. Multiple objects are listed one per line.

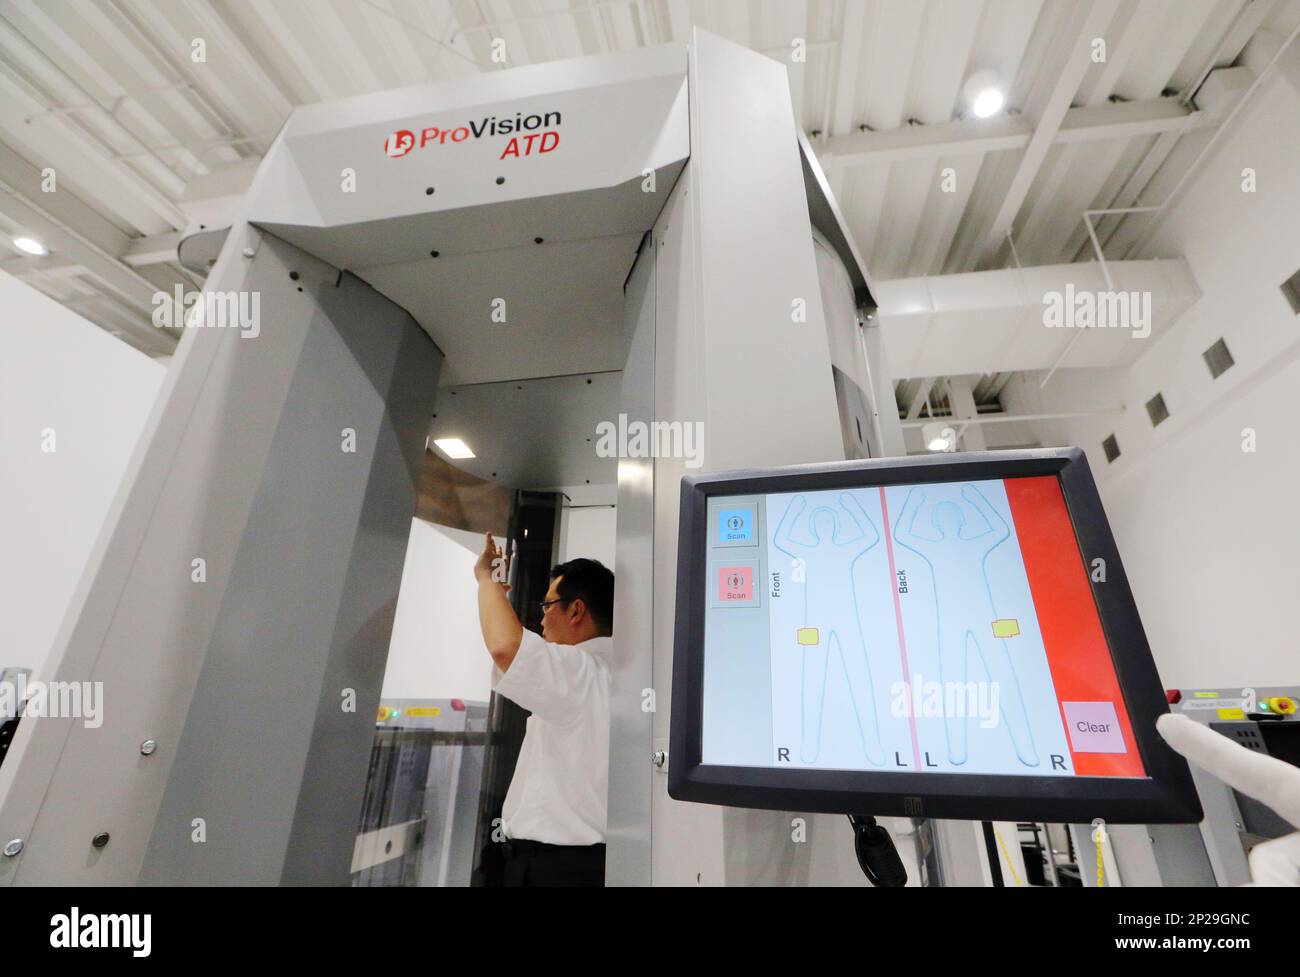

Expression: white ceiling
xmin=817 ymin=0 xmax=1298 ymax=279
xmin=3 ymin=0 xmax=1299 ymax=421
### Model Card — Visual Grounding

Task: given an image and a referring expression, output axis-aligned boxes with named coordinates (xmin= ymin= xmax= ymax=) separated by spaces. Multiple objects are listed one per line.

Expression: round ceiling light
xmin=963 ymin=69 xmax=1005 ymax=119
xmin=13 ymin=236 xmax=49 ymax=256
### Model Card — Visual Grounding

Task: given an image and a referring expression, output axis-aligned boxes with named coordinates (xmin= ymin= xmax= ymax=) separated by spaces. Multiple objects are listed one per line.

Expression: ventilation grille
xmin=1282 ymin=268 xmax=1300 ymax=314
xmin=1203 ymin=338 xmax=1234 ymax=379
xmin=1146 ymin=392 xmax=1170 ymax=427
xmin=1102 ymin=434 xmax=1120 ymax=463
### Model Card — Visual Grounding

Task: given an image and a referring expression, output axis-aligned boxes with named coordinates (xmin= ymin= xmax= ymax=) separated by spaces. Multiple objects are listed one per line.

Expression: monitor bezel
xmin=668 ymin=448 xmax=1203 ymax=824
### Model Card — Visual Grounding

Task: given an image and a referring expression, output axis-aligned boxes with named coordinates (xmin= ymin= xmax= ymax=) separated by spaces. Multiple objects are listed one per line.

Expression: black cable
xmin=981 ymin=821 xmax=1005 ymax=886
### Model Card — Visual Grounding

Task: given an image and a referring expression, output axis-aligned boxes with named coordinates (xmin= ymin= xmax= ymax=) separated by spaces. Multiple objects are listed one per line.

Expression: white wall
xmin=0 ymin=271 xmax=166 ymax=679
xmin=1015 ymin=43 xmax=1300 ymax=687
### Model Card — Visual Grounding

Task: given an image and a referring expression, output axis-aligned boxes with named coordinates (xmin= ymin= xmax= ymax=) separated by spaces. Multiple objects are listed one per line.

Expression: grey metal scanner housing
xmin=0 ymin=29 xmax=895 ymax=886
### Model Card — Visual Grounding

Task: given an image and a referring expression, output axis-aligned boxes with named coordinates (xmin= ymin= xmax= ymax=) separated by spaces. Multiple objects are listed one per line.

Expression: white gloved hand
xmin=1156 ymin=712 xmax=1300 ymax=885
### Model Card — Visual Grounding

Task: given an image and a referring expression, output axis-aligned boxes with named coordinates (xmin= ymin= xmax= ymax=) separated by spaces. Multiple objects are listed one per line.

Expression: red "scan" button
xmin=718 ymin=566 xmax=754 ymax=602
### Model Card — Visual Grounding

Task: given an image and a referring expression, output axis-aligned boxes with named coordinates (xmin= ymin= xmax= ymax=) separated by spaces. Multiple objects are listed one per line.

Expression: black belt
xmin=501 ymin=839 xmax=606 ymax=859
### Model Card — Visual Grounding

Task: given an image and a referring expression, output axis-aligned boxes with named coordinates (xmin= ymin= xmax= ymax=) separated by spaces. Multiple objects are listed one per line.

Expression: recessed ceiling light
xmin=963 ymin=70 xmax=1005 ymax=119
xmin=971 ymin=88 xmax=1005 ymax=118
xmin=433 ymin=437 xmax=475 ymax=459
xmin=13 ymin=236 xmax=48 ymax=256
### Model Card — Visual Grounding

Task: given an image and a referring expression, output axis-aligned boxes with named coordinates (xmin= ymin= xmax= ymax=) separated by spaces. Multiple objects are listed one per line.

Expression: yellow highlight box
xmin=1217 ymin=707 xmax=1246 ymax=721
xmin=991 ymin=618 xmax=1020 ymax=639
xmin=797 ymin=628 xmax=819 ymax=646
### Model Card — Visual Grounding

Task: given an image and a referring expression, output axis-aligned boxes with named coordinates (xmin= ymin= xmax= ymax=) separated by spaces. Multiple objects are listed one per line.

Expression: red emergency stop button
xmin=1266 ymin=696 xmax=1295 ymax=715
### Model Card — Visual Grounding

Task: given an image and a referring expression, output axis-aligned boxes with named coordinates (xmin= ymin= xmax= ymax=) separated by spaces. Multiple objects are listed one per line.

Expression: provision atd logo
xmin=384 ymin=109 xmax=563 ymax=160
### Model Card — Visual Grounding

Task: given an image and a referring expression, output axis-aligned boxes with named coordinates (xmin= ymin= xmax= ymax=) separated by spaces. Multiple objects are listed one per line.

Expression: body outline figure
xmin=892 ymin=483 xmax=1039 ymax=767
xmin=773 ymin=492 xmax=886 ymax=766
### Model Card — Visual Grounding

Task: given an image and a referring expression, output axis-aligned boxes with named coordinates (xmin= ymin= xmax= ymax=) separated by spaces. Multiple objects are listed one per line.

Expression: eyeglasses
xmin=534 ymin=597 xmax=573 ymax=614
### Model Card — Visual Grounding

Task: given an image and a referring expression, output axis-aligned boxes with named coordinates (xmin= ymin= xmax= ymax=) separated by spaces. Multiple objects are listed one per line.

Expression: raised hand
xmin=474 ymin=532 xmax=510 ymax=590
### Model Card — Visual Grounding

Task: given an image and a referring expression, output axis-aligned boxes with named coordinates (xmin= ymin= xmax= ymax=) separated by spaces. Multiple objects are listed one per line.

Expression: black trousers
xmin=500 ymin=839 xmax=606 ymax=887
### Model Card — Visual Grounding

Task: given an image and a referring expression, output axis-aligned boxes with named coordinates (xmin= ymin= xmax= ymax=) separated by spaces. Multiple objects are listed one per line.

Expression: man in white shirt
xmin=474 ymin=532 xmax=614 ymax=886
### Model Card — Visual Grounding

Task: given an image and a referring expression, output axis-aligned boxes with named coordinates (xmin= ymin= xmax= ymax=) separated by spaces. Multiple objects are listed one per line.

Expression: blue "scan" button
xmin=718 ymin=508 xmax=753 ymax=543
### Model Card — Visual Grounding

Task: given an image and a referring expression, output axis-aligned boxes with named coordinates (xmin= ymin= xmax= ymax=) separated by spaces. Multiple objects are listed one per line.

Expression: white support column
xmin=639 ymin=28 xmax=847 ymax=888
xmin=947 ymin=375 xmax=987 ymax=451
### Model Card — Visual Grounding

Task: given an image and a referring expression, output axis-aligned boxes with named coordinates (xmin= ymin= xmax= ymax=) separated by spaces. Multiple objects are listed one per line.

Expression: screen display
xmin=702 ymin=475 xmax=1145 ymax=779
